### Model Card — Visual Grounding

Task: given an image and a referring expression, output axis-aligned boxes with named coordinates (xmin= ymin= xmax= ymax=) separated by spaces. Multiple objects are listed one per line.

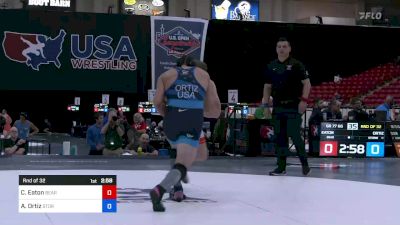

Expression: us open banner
xmin=151 ymin=16 xmax=208 ymax=89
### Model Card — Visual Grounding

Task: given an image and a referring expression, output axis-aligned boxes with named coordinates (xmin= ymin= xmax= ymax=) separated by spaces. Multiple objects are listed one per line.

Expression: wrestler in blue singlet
xmin=163 ymin=66 xmax=206 ymax=148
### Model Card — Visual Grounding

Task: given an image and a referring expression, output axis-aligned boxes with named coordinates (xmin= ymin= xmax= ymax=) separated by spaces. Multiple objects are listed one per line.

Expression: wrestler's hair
xmin=192 ymin=59 xmax=208 ymax=71
xmin=176 ymin=55 xmax=195 ymax=67
xmin=176 ymin=55 xmax=208 ymax=71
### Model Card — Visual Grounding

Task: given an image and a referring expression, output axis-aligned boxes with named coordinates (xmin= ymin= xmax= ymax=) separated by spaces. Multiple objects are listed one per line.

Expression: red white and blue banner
xmin=151 ymin=16 xmax=208 ymax=89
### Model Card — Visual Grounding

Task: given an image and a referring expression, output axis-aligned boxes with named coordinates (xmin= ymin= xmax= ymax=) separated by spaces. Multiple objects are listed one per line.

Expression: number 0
xmin=371 ymin=144 xmax=380 ymax=154
xmin=107 ymin=203 xmax=112 ymax=209
xmin=107 ymin=190 xmax=112 ymax=196
xmin=325 ymin=144 xmax=333 ymax=153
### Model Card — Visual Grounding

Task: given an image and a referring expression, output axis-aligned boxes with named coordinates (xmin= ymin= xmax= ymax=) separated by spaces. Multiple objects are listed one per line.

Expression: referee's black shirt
xmin=264 ymin=57 xmax=309 ymax=108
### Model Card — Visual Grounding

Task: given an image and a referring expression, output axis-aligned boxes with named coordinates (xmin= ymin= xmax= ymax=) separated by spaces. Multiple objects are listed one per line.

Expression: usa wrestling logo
xmin=2 ymin=29 xmax=66 ymax=71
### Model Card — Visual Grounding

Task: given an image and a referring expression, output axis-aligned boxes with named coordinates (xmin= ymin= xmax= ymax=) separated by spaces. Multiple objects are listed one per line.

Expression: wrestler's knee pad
xmin=173 ymin=163 xmax=187 ymax=181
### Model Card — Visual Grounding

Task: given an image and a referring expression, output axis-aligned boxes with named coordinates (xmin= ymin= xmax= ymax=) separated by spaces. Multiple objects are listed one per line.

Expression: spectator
xmin=347 ymin=98 xmax=369 ymax=121
xmin=132 ymin=112 xmax=147 ymax=143
xmin=4 ymin=127 xmax=27 ymax=155
xmin=86 ymin=113 xmax=104 ymax=155
xmin=322 ymin=100 xmax=342 ymax=120
xmin=101 ymin=109 xmax=124 ymax=156
xmin=375 ymin=95 xmax=395 ymax=121
xmin=309 ymin=99 xmax=324 ymax=126
xmin=132 ymin=112 xmax=147 ymax=133
xmin=332 ymin=92 xmax=342 ymax=103
xmin=43 ymin=118 xmax=52 ymax=134
xmin=334 ymin=74 xmax=342 ymax=84
xmin=127 ymin=133 xmax=158 ymax=156
xmin=394 ymin=110 xmax=400 ymax=121
xmin=13 ymin=112 xmax=39 ymax=139
xmin=118 ymin=111 xmax=131 ymax=148
xmin=0 ymin=114 xmax=5 ymax=135
xmin=1 ymin=109 xmax=12 ymax=135
xmin=308 ymin=99 xmax=325 ymax=156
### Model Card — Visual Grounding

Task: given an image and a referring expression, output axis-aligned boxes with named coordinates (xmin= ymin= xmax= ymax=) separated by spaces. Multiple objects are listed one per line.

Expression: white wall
xmin=4 ymin=0 xmax=367 ymax=24
xmin=170 ymin=0 xmax=366 ymax=24
xmin=76 ymin=0 xmax=119 ymax=13
xmin=2 ymin=0 xmax=23 ymax=9
xmin=309 ymin=16 xmax=356 ymax=25
xmin=185 ymin=0 xmax=210 ymax=19
xmin=168 ymin=0 xmax=187 ymax=17
xmin=285 ymin=0 xmax=359 ymax=22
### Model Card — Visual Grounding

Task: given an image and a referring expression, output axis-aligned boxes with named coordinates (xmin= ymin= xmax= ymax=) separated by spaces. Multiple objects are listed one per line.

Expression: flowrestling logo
xmin=2 ymin=29 xmax=66 ymax=71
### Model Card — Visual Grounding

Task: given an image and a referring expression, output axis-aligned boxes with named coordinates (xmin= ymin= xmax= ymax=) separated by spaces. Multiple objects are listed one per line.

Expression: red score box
xmin=319 ymin=141 xmax=338 ymax=156
xmin=102 ymin=185 xmax=117 ymax=199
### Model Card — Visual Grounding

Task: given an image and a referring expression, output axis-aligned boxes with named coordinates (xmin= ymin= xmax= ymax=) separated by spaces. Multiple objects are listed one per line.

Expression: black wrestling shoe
xmin=170 ymin=185 xmax=187 ymax=202
xmin=150 ymin=185 xmax=165 ymax=212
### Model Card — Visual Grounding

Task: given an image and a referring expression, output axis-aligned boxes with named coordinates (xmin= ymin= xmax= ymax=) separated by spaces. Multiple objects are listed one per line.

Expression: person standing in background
xmin=102 ymin=109 xmax=124 ymax=156
xmin=87 ymin=113 xmax=104 ymax=155
xmin=13 ymin=112 xmax=39 ymax=140
xmin=1 ymin=109 xmax=12 ymax=135
xmin=263 ymin=37 xmax=311 ymax=176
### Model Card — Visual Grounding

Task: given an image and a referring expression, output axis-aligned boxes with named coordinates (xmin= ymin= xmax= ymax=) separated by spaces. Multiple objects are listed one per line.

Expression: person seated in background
xmin=4 ymin=127 xmax=27 ymax=155
xmin=101 ymin=109 xmax=124 ymax=156
xmin=347 ymin=98 xmax=369 ymax=122
xmin=86 ymin=113 xmax=104 ymax=155
xmin=127 ymin=133 xmax=158 ymax=156
xmin=132 ymin=112 xmax=147 ymax=140
xmin=42 ymin=118 xmax=52 ymax=134
xmin=333 ymin=92 xmax=342 ymax=103
xmin=308 ymin=99 xmax=325 ymax=156
xmin=117 ymin=111 xmax=131 ymax=148
xmin=13 ymin=112 xmax=39 ymax=139
xmin=322 ymin=99 xmax=342 ymax=120
xmin=0 ymin=114 xmax=5 ymax=136
xmin=1 ymin=109 xmax=12 ymax=135
xmin=375 ymin=95 xmax=395 ymax=121
xmin=394 ymin=110 xmax=400 ymax=121
xmin=309 ymin=99 xmax=325 ymax=125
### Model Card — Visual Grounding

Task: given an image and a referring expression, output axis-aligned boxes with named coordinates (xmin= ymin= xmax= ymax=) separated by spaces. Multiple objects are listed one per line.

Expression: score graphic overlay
xmin=19 ymin=175 xmax=117 ymax=213
xmin=319 ymin=122 xmax=385 ymax=157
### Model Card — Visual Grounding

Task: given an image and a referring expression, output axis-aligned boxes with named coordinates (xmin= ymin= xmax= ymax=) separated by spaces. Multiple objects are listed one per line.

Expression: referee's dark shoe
xmin=302 ymin=165 xmax=311 ymax=176
xmin=269 ymin=168 xmax=287 ymax=176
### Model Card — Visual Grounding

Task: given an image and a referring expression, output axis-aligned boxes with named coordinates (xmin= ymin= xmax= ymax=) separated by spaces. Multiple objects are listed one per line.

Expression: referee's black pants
xmin=272 ymin=107 xmax=308 ymax=171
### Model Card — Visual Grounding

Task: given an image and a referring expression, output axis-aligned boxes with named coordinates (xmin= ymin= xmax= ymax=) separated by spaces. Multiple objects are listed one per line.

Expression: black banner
xmin=0 ymin=10 xmax=151 ymax=93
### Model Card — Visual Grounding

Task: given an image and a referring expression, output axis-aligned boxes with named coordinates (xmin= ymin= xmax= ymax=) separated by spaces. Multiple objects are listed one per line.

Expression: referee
xmin=263 ymin=37 xmax=311 ymax=176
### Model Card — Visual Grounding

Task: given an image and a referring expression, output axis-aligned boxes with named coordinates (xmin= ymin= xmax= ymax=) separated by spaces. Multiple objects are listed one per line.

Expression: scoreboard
xmin=227 ymin=103 xmax=249 ymax=118
xmin=19 ymin=175 xmax=117 ymax=213
xmin=94 ymin=103 xmax=109 ymax=112
xmin=138 ymin=102 xmax=157 ymax=114
xmin=67 ymin=105 xmax=79 ymax=112
xmin=319 ymin=122 xmax=385 ymax=157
